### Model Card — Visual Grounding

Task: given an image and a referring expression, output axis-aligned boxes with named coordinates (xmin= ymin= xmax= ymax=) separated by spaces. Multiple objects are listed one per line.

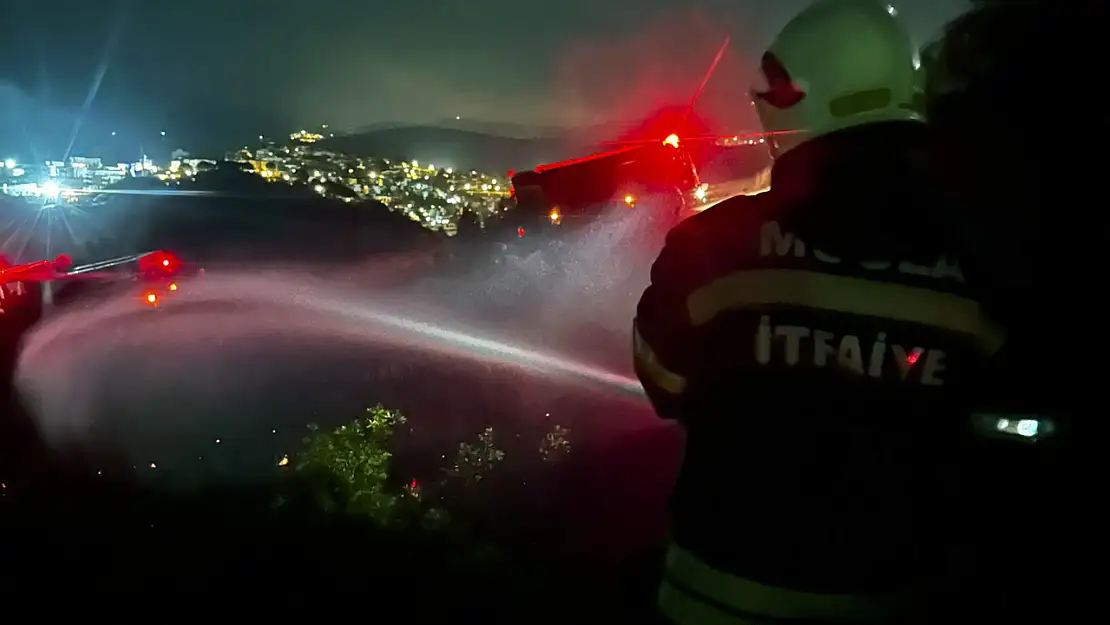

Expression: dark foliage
xmin=0 ymin=398 xmax=669 ymax=621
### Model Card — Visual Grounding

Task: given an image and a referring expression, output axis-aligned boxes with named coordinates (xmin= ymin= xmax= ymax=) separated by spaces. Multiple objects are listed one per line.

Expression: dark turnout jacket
xmin=633 ymin=123 xmax=1001 ymax=624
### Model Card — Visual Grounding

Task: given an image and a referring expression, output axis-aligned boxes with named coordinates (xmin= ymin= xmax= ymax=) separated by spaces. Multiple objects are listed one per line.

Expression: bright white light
xmin=160 ymin=131 xmax=166 ymax=136
xmin=40 ymin=180 xmax=60 ymax=199
xmin=886 ymin=5 xmax=897 ymax=16
xmin=3 ymin=159 xmax=14 ymax=169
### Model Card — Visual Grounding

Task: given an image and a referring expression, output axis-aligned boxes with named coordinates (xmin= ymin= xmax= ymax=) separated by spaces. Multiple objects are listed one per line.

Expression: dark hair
xmin=929 ymin=7 xmax=1093 ymax=616
xmin=926 ymin=1 xmax=1103 ymax=318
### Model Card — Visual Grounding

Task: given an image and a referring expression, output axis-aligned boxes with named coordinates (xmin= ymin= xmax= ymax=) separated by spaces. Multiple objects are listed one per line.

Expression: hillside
xmin=320 ymin=126 xmax=583 ymax=174
xmin=75 ymin=167 xmax=429 ymax=265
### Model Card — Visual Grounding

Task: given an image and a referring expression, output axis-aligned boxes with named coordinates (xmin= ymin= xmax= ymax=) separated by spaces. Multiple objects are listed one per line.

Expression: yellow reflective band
xmin=659 ymin=579 xmax=763 ymax=625
xmin=663 ymin=545 xmax=899 ymax=623
xmin=687 ymin=269 xmax=1004 ymax=355
xmin=633 ymin=322 xmax=688 ymax=395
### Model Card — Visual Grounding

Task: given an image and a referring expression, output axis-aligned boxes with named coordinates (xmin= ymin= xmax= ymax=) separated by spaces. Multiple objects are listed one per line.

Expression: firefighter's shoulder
xmin=653 ymin=193 xmax=770 ymax=284
xmin=667 ymin=192 xmax=767 ymax=248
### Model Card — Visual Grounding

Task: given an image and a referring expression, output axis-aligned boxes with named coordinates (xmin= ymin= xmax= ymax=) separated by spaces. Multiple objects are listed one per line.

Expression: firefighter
xmin=632 ymin=1 xmax=1001 ymax=623
xmin=922 ymin=2 xmax=1088 ymax=620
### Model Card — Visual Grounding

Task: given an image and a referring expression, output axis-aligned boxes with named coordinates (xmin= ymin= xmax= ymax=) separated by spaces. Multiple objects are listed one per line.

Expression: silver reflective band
xmin=660 ymin=545 xmax=901 ymax=624
xmin=971 ymin=413 xmax=1055 ymax=442
xmin=632 ymin=321 xmax=688 ymax=395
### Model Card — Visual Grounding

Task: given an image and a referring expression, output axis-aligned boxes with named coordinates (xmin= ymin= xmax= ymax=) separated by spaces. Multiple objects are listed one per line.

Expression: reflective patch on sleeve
xmin=633 ymin=322 xmax=688 ymax=395
xmin=687 ymin=269 xmax=1004 ymax=355
xmin=661 ymin=545 xmax=901 ymax=624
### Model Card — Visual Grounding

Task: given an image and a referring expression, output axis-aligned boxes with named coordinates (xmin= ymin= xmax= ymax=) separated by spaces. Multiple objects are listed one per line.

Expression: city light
xmin=1 ymin=124 xmax=509 ymax=237
xmin=40 ymin=180 xmax=61 ymax=200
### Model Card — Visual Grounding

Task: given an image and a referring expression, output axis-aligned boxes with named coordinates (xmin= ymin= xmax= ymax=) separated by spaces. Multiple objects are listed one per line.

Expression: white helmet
xmin=752 ymin=0 xmax=924 ymax=158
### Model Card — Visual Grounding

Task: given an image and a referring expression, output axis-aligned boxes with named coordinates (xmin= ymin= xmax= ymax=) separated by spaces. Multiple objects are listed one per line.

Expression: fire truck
xmin=499 ymin=133 xmax=706 ymax=240
xmin=0 ymin=249 xmax=195 ymax=322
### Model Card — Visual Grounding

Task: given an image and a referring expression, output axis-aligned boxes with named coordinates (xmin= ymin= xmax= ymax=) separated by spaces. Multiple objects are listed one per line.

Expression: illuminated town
xmin=0 ymin=126 xmax=511 ymax=237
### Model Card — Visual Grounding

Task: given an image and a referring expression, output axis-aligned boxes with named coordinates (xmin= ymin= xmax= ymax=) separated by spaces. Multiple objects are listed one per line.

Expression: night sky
xmin=1 ymin=0 xmax=966 ymax=161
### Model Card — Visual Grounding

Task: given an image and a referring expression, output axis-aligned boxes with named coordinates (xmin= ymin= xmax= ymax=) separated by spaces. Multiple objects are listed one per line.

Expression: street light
xmin=3 ymin=159 xmax=14 ymax=169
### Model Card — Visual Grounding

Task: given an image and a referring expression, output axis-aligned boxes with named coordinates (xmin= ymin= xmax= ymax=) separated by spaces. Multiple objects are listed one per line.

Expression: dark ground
xmin=1 ymin=377 xmax=675 ymax=620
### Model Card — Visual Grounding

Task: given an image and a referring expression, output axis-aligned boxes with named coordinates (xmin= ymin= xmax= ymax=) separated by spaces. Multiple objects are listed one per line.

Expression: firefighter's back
xmin=636 ymin=121 xmax=996 ymax=622
xmin=630 ymin=4 xmax=1002 ymax=620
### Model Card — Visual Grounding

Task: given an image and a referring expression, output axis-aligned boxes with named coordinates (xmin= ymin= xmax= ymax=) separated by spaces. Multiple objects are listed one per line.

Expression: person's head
xmin=752 ymin=0 xmax=924 ymax=159
xmin=926 ymin=1 xmax=1101 ymax=312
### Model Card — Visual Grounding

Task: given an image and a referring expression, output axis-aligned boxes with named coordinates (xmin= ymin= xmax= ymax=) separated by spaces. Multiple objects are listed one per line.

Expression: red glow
xmin=906 ymin=350 xmax=921 ymax=366
xmin=53 ymin=254 xmax=73 ymax=271
xmin=614 ymin=106 xmax=714 ymax=150
xmin=517 ymin=227 xmax=526 ymax=238
xmin=553 ymin=13 xmax=742 ymax=141
xmin=0 ymin=259 xmax=57 ymax=284
xmin=410 ymin=478 xmax=418 ymax=489
xmin=533 ymin=145 xmax=642 ymax=173
xmin=138 ymin=250 xmax=181 ymax=275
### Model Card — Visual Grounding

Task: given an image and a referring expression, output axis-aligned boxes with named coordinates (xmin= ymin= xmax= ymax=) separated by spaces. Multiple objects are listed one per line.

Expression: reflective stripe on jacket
xmin=659 ymin=544 xmax=914 ymax=625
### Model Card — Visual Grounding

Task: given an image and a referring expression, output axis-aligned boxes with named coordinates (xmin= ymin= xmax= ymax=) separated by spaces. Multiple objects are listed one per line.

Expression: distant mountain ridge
xmin=320 ymin=114 xmax=682 ymax=174
xmin=321 ymin=126 xmax=591 ymax=174
xmin=320 ymin=123 xmax=770 ymax=183
xmin=347 ymin=118 xmax=623 ymax=141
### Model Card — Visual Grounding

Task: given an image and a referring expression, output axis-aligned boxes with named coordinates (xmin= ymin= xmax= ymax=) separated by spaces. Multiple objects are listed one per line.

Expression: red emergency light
xmin=137 ymin=250 xmax=182 ymax=275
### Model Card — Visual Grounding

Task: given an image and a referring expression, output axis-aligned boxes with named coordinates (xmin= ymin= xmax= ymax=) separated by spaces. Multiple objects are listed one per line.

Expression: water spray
xmin=17 ymin=270 xmax=646 ymax=413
